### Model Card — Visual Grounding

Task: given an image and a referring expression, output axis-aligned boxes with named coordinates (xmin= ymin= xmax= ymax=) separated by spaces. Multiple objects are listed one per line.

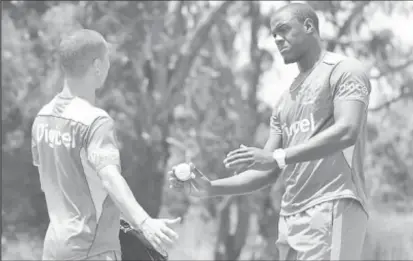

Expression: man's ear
xmin=93 ymin=58 xmax=101 ymax=76
xmin=303 ymin=18 xmax=315 ymax=34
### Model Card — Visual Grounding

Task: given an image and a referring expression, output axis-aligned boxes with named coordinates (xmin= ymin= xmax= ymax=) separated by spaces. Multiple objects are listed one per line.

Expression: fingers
xmin=163 ymin=217 xmax=181 ymax=226
xmin=224 ymin=151 xmax=254 ymax=168
xmin=190 ymin=165 xmax=208 ymax=180
xmin=157 ymin=219 xmax=180 ymax=249
xmin=168 ymin=177 xmax=184 ymax=188
xmin=167 ymin=169 xmax=177 ymax=179
xmin=168 ymin=170 xmax=185 ymax=189
xmin=149 ymin=235 xmax=164 ymax=253
xmin=225 ymin=157 xmax=254 ymax=169
xmin=157 ymin=231 xmax=174 ymax=246
xmin=160 ymin=225 xmax=179 ymax=241
xmin=226 ymin=146 xmax=250 ymax=158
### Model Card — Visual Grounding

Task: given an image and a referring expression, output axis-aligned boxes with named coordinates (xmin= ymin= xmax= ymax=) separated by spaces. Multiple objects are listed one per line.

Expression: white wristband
xmin=272 ymin=149 xmax=286 ymax=169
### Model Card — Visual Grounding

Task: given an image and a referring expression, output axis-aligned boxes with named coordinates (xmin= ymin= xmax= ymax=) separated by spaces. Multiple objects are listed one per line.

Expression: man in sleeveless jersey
xmin=168 ymin=3 xmax=371 ymax=260
xmin=31 ymin=29 xmax=180 ymax=260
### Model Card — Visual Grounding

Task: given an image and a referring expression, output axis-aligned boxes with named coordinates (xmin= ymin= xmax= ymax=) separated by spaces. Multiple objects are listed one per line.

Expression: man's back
xmin=31 ymin=94 xmax=121 ymax=260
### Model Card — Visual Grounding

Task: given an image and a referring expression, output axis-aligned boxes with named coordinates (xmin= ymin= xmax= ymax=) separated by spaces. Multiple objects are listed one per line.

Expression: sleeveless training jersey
xmin=31 ymin=94 xmax=121 ymax=260
xmin=269 ymin=52 xmax=371 ymax=216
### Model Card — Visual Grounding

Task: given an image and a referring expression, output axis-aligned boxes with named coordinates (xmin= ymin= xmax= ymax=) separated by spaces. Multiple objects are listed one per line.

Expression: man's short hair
xmin=59 ymin=29 xmax=108 ymax=77
xmin=275 ymin=3 xmax=320 ymax=34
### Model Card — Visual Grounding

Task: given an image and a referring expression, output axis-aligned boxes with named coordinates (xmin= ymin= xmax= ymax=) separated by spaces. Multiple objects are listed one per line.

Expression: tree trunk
xmin=213 ymin=2 xmax=265 ymax=260
xmin=120 ymin=2 xmax=233 ymax=260
xmin=253 ymin=179 xmax=284 ymax=260
xmin=214 ymin=196 xmax=251 ymax=260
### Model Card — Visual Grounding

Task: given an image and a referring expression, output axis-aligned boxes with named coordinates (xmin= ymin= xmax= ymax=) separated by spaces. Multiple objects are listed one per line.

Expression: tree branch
xmin=327 ymin=1 xmax=370 ymax=52
xmin=170 ymin=1 xmax=232 ymax=89
xmin=247 ymin=1 xmax=261 ymax=111
xmin=324 ymin=38 xmax=369 ymax=47
xmin=369 ymin=91 xmax=413 ymax=112
xmin=370 ymin=59 xmax=413 ymax=79
xmin=156 ymin=1 xmax=233 ymax=122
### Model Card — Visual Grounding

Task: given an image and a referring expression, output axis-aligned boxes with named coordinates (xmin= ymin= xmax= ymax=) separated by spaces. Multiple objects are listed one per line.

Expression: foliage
xmin=2 ymin=1 xmax=412 ymax=260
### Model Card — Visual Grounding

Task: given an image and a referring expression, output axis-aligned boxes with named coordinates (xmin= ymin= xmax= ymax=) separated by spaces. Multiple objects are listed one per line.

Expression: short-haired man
xmin=31 ymin=29 xmax=180 ymax=260
xmin=169 ymin=3 xmax=371 ymax=260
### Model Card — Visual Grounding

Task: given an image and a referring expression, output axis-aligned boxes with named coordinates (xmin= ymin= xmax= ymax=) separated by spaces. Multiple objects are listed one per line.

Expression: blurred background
xmin=2 ymin=1 xmax=413 ymax=260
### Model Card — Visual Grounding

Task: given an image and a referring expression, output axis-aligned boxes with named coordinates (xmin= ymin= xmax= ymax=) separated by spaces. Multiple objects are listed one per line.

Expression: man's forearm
xmin=208 ymin=165 xmax=280 ymax=197
xmin=99 ymin=165 xmax=150 ymax=228
xmin=285 ymin=123 xmax=356 ymax=165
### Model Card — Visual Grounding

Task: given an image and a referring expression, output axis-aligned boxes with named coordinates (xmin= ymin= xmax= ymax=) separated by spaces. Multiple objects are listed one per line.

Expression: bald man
xmin=31 ymin=29 xmax=180 ymax=260
xmin=169 ymin=3 xmax=371 ymax=260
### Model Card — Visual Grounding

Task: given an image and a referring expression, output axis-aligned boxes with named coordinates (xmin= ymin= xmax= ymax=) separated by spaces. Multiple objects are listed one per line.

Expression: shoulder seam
xmin=35 ymin=115 xmax=89 ymax=127
xmin=64 ymin=98 xmax=109 ymax=125
xmin=83 ymin=116 xmax=112 ymax=150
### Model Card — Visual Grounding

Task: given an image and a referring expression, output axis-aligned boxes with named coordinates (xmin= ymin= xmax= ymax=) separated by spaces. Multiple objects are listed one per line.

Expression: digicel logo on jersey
xmin=36 ymin=123 xmax=77 ymax=149
xmin=282 ymin=113 xmax=316 ymax=138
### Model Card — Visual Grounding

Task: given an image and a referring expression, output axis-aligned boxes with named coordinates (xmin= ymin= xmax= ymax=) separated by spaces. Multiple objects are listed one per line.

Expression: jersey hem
xmin=280 ymin=193 xmax=369 ymax=219
xmin=86 ymin=248 xmax=122 ymax=260
xmin=43 ymin=247 xmax=121 ymax=260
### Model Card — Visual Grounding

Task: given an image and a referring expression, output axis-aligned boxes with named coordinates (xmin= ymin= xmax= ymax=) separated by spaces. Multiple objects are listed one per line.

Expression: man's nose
xmin=275 ymin=35 xmax=285 ymax=46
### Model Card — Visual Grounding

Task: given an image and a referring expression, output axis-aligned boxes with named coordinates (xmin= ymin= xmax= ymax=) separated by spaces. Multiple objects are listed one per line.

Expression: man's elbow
xmin=100 ymin=173 xmax=114 ymax=192
xmin=341 ymin=125 xmax=359 ymax=147
xmin=98 ymin=165 xmax=121 ymax=190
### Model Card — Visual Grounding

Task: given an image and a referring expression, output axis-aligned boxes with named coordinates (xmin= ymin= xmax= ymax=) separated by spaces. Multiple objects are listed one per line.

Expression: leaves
xmin=2 ymin=0 xmax=413 ymax=259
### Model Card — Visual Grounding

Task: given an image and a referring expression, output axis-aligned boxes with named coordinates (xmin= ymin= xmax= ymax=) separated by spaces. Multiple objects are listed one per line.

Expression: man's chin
xmin=282 ymin=55 xmax=296 ymax=64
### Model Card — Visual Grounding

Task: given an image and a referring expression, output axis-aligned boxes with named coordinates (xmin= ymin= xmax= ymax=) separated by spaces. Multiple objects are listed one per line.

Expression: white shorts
xmin=85 ymin=250 xmax=121 ymax=261
xmin=276 ymin=198 xmax=368 ymax=260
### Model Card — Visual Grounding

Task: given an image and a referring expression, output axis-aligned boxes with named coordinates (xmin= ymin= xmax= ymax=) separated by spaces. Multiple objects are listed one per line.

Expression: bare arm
xmin=284 ymin=59 xmax=371 ymax=165
xmin=207 ymin=123 xmax=283 ymax=197
xmin=90 ymin=117 xmax=181 ymax=252
xmin=284 ymin=100 xmax=366 ymax=164
xmin=98 ymin=165 xmax=149 ymax=228
xmin=170 ymin=106 xmax=284 ymax=198
xmin=87 ymin=117 xmax=150 ymax=228
xmin=208 ymin=164 xmax=280 ymax=197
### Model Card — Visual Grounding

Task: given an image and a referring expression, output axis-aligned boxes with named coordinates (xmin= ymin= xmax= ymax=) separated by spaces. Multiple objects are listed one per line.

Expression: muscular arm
xmin=284 ymin=100 xmax=366 ymax=164
xmin=98 ymin=165 xmax=150 ymax=228
xmin=206 ymin=110 xmax=284 ymax=197
xmin=284 ymin=59 xmax=371 ymax=165
xmin=87 ymin=117 xmax=150 ymax=228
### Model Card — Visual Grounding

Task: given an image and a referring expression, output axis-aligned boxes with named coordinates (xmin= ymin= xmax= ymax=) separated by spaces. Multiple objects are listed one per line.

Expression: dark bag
xmin=120 ymin=219 xmax=168 ymax=261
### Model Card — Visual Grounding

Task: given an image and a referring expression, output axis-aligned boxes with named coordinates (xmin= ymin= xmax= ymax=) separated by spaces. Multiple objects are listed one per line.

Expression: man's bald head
xmin=270 ymin=3 xmax=321 ymax=64
xmin=271 ymin=3 xmax=320 ymax=35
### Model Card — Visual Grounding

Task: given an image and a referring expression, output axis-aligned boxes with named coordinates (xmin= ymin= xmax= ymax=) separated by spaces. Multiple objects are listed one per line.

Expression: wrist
xmin=135 ymin=215 xmax=150 ymax=229
xmin=272 ymin=148 xmax=287 ymax=169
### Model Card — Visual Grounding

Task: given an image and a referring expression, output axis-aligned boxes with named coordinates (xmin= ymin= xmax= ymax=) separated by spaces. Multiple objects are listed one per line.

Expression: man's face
xmin=270 ymin=11 xmax=309 ymax=64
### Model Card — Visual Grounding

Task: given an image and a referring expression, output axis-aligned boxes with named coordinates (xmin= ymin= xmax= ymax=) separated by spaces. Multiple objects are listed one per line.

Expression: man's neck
xmin=61 ymin=78 xmax=96 ymax=105
xmin=297 ymin=41 xmax=324 ymax=73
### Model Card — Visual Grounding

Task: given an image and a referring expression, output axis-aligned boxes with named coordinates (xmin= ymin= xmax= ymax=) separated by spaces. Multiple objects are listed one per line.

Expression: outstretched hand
xmin=168 ymin=163 xmax=211 ymax=197
xmin=140 ymin=217 xmax=181 ymax=255
xmin=223 ymin=146 xmax=276 ymax=169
